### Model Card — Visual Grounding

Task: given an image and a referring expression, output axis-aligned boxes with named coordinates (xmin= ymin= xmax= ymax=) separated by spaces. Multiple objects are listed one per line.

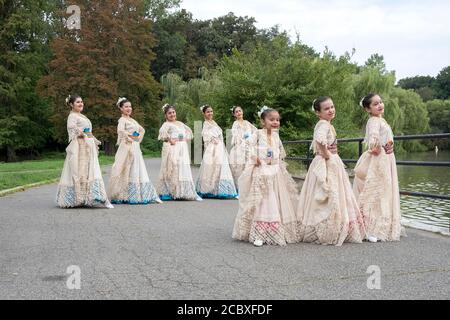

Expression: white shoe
xmin=253 ymin=239 xmax=264 ymax=247
xmin=368 ymin=236 xmax=378 ymax=243
xmin=105 ymin=203 xmax=114 ymax=209
xmin=195 ymin=195 xmax=203 ymax=202
xmin=155 ymin=198 xmax=163 ymax=204
xmin=235 ymin=195 xmax=239 ymax=199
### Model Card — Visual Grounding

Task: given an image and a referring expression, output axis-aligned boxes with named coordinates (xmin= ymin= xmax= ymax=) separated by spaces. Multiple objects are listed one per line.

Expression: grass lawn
xmin=0 ymin=151 xmax=160 ymax=192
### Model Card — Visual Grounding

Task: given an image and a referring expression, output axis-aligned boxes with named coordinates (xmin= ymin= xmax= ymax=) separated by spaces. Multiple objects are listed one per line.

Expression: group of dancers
xmin=56 ymin=93 xmax=404 ymax=246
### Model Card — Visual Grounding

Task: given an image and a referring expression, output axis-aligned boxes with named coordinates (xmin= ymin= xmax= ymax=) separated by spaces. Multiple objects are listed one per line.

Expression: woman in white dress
xmin=296 ymin=97 xmax=366 ymax=246
xmin=157 ymin=104 xmax=202 ymax=201
xmin=108 ymin=97 xmax=161 ymax=205
xmin=232 ymin=106 xmax=299 ymax=247
xmin=353 ymin=93 xmax=404 ymax=242
xmin=196 ymin=105 xmax=238 ymax=199
xmin=229 ymin=106 xmax=257 ymax=189
xmin=56 ymin=95 xmax=113 ymax=209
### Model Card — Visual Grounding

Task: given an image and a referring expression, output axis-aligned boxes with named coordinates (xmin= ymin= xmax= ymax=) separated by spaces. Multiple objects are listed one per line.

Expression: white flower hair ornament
xmin=65 ymin=95 xmax=70 ymax=105
xmin=359 ymin=97 xmax=365 ymax=108
xmin=162 ymin=103 xmax=170 ymax=111
xmin=116 ymin=97 xmax=127 ymax=108
xmin=311 ymin=99 xmax=317 ymax=112
xmin=200 ymin=105 xmax=210 ymax=112
xmin=257 ymin=105 xmax=270 ymax=118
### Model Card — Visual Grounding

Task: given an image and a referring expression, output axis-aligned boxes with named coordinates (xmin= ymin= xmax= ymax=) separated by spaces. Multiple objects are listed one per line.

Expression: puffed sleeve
xmin=365 ymin=117 xmax=382 ymax=150
xmin=313 ymin=120 xmax=329 ymax=146
xmin=183 ymin=123 xmax=193 ymax=140
xmin=137 ymin=122 xmax=145 ymax=143
xmin=158 ymin=123 xmax=170 ymax=141
xmin=67 ymin=114 xmax=80 ymax=142
xmin=202 ymin=122 xmax=216 ymax=144
xmin=116 ymin=118 xmax=128 ymax=145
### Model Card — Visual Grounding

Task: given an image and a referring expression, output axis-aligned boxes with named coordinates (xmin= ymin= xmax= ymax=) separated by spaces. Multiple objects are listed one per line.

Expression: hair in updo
xmin=231 ymin=105 xmax=242 ymax=115
xmin=65 ymin=94 xmax=82 ymax=108
xmin=163 ymin=103 xmax=175 ymax=114
xmin=359 ymin=93 xmax=378 ymax=109
xmin=116 ymin=97 xmax=130 ymax=109
xmin=312 ymin=96 xmax=331 ymax=112
xmin=258 ymin=106 xmax=277 ymax=120
xmin=201 ymin=105 xmax=212 ymax=113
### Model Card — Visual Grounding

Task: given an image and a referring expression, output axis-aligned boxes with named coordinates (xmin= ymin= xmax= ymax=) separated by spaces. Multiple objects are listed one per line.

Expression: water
xmin=397 ymin=151 xmax=450 ymax=235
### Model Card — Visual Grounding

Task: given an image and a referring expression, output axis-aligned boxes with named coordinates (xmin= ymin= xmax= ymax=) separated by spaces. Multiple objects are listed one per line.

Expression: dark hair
xmin=66 ymin=94 xmax=82 ymax=108
xmin=202 ymin=105 xmax=212 ymax=113
xmin=312 ymin=96 xmax=332 ymax=112
xmin=163 ymin=104 xmax=176 ymax=114
xmin=360 ymin=93 xmax=380 ymax=109
xmin=117 ymin=98 xmax=130 ymax=109
xmin=232 ymin=105 xmax=242 ymax=115
xmin=260 ymin=107 xmax=278 ymax=120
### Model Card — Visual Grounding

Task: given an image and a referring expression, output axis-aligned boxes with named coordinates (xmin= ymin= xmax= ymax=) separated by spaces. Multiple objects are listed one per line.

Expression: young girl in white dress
xmin=229 ymin=106 xmax=258 ymax=189
xmin=232 ymin=106 xmax=299 ymax=247
xmin=157 ymin=104 xmax=202 ymax=201
xmin=108 ymin=98 xmax=161 ymax=205
xmin=296 ymin=97 xmax=366 ymax=246
xmin=353 ymin=93 xmax=403 ymax=242
xmin=56 ymin=95 xmax=114 ymax=209
xmin=196 ymin=105 xmax=238 ymax=199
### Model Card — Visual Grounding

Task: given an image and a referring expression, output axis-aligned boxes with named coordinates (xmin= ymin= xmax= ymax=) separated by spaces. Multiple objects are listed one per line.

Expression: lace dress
xmin=353 ymin=117 xmax=404 ymax=241
xmin=229 ymin=120 xmax=258 ymax=188
xmin=196 ymin=120 xmax=238 ymax=199
xmin=108 ymin=116 xmax=160 ymax=204
xmin=156 ymin=121 xmax=199 ymax=200
xmin=232 ymin=129 xmax=299 ymax=246
xmin=296 ymin=120 xmax=366 ymax=246
xmin=56 ymin=112 xmax=110 ymax=208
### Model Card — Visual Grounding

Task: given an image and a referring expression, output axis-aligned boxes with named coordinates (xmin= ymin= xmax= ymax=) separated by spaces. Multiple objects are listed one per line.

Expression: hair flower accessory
xmin=359 ymin=97 xmax=365 ymax=108
xmin=116 ymin=97 xmax=127 ymax=108
xmin=162 ymin=103 xmax=170 ymax=111
xmin=257 ymin=105 xmax=270 ymax=118
xmin=311 ymin=99 xmax=317 ymax=112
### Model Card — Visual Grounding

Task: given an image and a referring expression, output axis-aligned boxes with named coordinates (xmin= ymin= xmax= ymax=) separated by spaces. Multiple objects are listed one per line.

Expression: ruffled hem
xmin=233 ymin=218 xmax=297 ymax=246
xmin=157 ymin=180 xmax=199 ymax=201
xmin=196 ymin=179 xmax=238 ymax=199
xmin=110 ymin=182 xmax=160 ymax=205
xmin=56 ymin=179 xmax=108 ymax=208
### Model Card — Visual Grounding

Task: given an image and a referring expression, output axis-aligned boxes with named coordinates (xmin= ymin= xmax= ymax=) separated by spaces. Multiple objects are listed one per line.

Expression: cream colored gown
xmin=296 ymin=120 xmax=366 ymax=246
xmin=157 ymin=121 xmax=198 ymax=200
xmin=232 ymin=129 xmax=299 ymax=246
xmin=56 ymin=112 xmax=110 ymax=208
xmin=196 ymin=120 xmax=238 ymax=199
xmin=229 ymin=120 xmax=258 ymax=188
xmin=353 ymin=117 xmax=403 ymax=241
xmin=108 ymin=116 xmax=160 ymax=204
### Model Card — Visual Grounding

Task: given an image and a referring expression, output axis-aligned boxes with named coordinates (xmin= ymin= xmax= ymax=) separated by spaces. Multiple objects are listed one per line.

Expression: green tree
xmin=0 ymin=0 xmax=56 ymax=161
xmin=435 ymin=66 xmax=450 ymax=99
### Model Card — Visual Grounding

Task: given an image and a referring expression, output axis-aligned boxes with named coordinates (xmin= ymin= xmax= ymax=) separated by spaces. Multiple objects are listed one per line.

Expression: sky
xmin=179 ymin=0 xmax=450 ymax=80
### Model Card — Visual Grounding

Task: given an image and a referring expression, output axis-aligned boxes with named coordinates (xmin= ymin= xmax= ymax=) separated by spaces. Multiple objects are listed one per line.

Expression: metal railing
xmin=284 ymin=133 xmax=450 ymax=201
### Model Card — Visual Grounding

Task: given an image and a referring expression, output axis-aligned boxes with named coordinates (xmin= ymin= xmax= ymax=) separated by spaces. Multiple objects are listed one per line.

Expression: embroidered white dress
xmin=296 ymin=120 xmax=366 ymax=246
xmin=157 ymin=121 xmax=199 ymax=200
xmin=107 ymin=116 xmax=160 ymax=204
xmin=56 ymin=112 xmax=109 ymax=208
xmin=196 ymin=120 xmax=238 ymax=199
xmin=229 ymin=120 xmax=258 ymax=188
xmin=353 ymin=117 xmax=403 ymax=241
xmin=232 ymin=129 xmax=299 ymax=246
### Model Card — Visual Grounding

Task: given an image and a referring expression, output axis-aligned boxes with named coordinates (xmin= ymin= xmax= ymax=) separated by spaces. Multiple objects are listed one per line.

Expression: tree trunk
xmin=6 ymin=145 xmax=17 ymax=162
xmin=103 ymin=140 xmax=116 ymax=156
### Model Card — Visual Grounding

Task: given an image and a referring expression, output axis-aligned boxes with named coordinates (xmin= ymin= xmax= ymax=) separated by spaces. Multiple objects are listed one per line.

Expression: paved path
xmin=0 ymin=159 xmax=449 ymax=300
